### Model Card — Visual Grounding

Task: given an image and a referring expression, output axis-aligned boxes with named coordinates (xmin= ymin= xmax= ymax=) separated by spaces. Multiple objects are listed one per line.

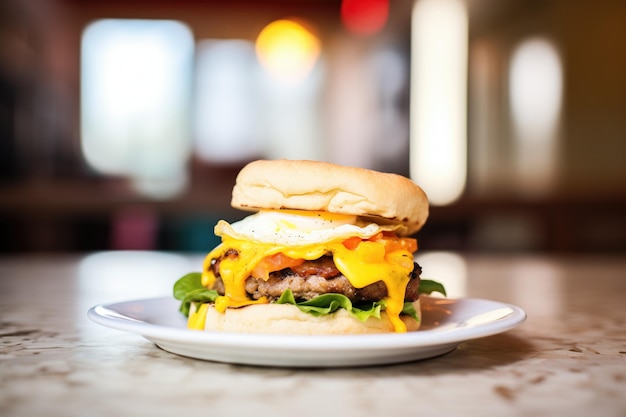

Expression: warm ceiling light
xmin=341 ymin=0 xmax=389 ymax=36
xmin=255 ymin=19 xmax=321 ymax=83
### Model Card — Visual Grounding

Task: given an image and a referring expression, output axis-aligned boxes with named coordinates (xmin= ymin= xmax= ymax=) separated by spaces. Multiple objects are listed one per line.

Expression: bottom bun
xmin=189 ymin=300 xmax=421 ymax=335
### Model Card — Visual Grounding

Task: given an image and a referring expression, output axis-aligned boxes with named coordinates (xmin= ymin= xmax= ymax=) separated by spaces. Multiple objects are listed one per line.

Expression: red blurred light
xmin=341 ymin=0 xmax=389 ymax=36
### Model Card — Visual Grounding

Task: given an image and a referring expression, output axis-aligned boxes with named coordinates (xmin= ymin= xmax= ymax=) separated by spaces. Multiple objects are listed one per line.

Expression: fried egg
xmin=214 ymin=209 xmax=399 ymax=245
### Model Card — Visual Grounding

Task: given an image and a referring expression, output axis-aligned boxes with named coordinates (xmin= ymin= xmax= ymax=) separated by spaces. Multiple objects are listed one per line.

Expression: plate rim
xmin=87 ymin=295 xmax=527 ymax=352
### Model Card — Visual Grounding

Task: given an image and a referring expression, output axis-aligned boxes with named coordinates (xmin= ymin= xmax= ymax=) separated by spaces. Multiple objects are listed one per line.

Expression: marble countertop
xmin=1 ymin=251 xmax=625 ymax=417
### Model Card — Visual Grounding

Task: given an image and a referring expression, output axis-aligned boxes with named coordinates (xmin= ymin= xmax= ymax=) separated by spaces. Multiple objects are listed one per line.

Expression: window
xmin=81 ymin=19 xmax=194 ymax=198
xmin=410 ymin=0 xmax=468 ymax=206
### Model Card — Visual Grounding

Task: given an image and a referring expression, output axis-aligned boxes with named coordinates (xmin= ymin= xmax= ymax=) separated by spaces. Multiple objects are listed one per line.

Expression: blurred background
xmin=0 ymin=0 xmax=625 ymax=255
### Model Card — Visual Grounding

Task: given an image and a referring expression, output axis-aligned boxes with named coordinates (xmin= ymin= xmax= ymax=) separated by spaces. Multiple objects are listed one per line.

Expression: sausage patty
xmin=209 ymin=252 xmax=422 ymax=304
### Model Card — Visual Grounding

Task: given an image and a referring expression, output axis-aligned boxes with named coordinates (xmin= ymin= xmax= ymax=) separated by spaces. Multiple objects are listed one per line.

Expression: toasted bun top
xmin=231 ymin=159 xmax=429 ymax=235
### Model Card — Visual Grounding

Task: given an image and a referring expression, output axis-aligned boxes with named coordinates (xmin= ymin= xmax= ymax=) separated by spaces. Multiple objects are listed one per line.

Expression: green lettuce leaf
xmin=276 ymin=290 xmax=421 ymax=322
xmin=173 ymin=273 xmax=446 ymax=321
xmin=276 ymin=289 xmax=385 ymax=322
xmin=400 ymin=300 xmax=419 ymax=321
xmin=419 ymin=279 xmax=447 ymax=296
xmin=173 ymin=272 xmax=219 ymax=316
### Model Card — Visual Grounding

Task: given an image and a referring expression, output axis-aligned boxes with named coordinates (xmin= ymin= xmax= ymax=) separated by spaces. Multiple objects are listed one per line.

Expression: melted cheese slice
xmin=198 ymin=234 xmax=416 ymax=333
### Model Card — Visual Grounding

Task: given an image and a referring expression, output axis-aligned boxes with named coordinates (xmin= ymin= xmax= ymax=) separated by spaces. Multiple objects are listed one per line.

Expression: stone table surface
xmin=1 ymin=251 xmax=625 ymax=417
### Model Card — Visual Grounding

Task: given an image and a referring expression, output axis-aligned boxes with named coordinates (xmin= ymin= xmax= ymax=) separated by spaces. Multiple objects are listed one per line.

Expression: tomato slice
xmin=371 ymin=232 xmax=418 ymax=253
xmin=343 ymin=232 xmax=418 ymax=254
xmin=378 ymin=234 xmax=417 ymax=253
xmin=251 ymin=253 xmax=305 ymax=280
xmin=342 ymin=236 xmax=362 ymax=250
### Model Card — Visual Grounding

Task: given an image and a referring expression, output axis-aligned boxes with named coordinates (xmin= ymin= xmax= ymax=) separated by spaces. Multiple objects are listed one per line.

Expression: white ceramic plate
xmin=88 ymin=296 xmax=526 ymax=368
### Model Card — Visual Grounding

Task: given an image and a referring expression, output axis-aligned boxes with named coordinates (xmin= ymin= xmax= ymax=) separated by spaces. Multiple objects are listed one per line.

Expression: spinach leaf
xmin=419 ymin=279 xmax=447 ymax=296
xmin=173 ymin=272 xmax=219 ymax=316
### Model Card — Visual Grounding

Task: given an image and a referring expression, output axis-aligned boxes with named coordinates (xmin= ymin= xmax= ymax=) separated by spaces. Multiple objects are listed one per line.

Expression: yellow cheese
xmin=198 ymin=235 xmax=415 ymax=332
xmin=188 ymin=303 xmax=208 ymax=330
